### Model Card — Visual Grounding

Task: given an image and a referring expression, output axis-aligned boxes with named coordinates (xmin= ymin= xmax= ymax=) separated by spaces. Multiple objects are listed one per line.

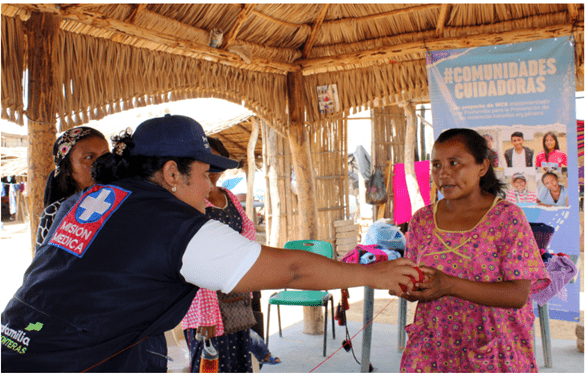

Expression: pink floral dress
xmin=400 ymin=198 xmax=550 ymax=373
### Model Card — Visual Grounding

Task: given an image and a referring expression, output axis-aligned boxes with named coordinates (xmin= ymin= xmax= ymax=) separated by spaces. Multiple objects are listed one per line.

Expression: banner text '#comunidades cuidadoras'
xmin=446 ymin=58 xmax=557 ymax=99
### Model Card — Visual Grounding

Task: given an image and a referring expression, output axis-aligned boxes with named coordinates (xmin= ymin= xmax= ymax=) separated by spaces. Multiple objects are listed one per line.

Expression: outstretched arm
xmin=403 ymin=266 xmax=531 ymax=309
xmin=232 ymin=245 xmax=419 ymax=296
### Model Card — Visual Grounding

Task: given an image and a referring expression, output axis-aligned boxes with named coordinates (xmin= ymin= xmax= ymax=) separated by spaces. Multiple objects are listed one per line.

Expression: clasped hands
xmin=397 ymin=264 xmax=452 ymax=303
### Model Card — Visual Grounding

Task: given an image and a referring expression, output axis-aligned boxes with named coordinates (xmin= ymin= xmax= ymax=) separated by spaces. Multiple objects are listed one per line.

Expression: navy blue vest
xmin=1 ymin=178 xmax=206 ymax=372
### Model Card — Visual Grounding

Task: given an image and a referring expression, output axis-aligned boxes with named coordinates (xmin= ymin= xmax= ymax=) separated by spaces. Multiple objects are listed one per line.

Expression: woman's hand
xmin=196 ymin=325 xmax=217 ymax=339
xmin=401 ymin=266 xmax=454 ymax=303
xmin=402 ymin=266 xmax=532 ymax=309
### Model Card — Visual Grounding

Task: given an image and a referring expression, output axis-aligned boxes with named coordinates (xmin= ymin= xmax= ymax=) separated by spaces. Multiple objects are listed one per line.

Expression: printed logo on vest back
xmin=49 ymin=185 xmax=131 ymax=257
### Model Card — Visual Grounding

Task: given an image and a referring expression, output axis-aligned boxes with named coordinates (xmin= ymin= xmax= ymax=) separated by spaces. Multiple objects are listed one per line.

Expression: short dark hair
xmin=435 ymin=128 xmax=506 ymax=197
xmin=511 ymin=131 xmax=524 ymax=139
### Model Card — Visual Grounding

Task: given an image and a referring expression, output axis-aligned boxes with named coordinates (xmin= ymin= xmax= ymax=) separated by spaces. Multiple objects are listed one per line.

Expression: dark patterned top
xmin=205 ymin=189 xmax=243 ymax=234
xmin=35 ymin=199 xmax=65 ymax=251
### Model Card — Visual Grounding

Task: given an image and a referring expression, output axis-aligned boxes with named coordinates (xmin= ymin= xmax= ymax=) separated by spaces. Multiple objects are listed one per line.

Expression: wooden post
xmin=246 ymin=117 xmax=260 ymax=223
xmin=286 ymin=71 xmax=321 ymax=335
xmin=266 ymin=124 xmax=281 ymax=247
xmin=26 ymin=12 xmax=60 ymax=255
xmin=402 ymin=102 xmax=425 ymax=216
xmin=286 ymin=71 xmax=318 ymax=240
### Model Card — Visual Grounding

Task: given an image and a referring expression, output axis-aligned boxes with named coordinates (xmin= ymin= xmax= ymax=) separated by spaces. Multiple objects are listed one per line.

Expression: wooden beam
xmin=435 ymin=4 xmax=451 ymax=38
xmin=299 ymin=21 xmax=583 ymax=72
xmin=328 ymin=4 xmax=441 ymax=25
xmin=567 ymin=4 xmax=579 ymax=23
xmin=16 ymin=4 xmax=299 ymax=73
xmin=26 ymin=11 xmax=60 ymax=255
xmin=58 ymin=4 xmax=100 ymax=13
xmin=221 ymin=4 xmax=256 ymax=49
xmin=302 ymin=4 xmax=330 ymax=59
xmin=124 ymin=4 xmax=147 ymax=25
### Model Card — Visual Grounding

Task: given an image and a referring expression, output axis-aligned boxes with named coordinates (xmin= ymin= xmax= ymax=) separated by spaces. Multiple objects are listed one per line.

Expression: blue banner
xmin=427 ymin=36 xmax=580 ymax=322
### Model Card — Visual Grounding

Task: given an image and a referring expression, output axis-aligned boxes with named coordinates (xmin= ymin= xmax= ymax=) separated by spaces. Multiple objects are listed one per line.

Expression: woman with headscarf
xmin=35 ymin=127 xmax=109 ymax=250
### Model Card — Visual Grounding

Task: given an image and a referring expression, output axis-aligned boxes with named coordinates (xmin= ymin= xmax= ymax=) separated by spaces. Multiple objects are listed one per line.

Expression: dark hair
xmin=44 ymin=130 xmax=107 ymax=206
xmin=541 ymin=171 xmax=559 ymax=185
xmin=207 ymin=136 xmax=230 ymax=158
xmin=542 ymin=131 xmax=560 ymax=162
xmin=511 ymin=131 xmax=524 ymax=139
xmin=92 ymin=129 xmax=195 ymax=185
xmin=435 ymin=128 xmax=506 ymax=197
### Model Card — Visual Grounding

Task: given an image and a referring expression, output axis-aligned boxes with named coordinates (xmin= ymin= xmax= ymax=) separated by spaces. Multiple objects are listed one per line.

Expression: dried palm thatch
xmin=1 ymin=3 xmax=582 ymax=132
xmin=1 ymin=146 xmax=27 ymax=177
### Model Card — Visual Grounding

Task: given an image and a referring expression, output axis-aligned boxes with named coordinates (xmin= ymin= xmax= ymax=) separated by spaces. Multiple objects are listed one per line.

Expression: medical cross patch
xmin=49 ymin=185 xmax=131 ymax=257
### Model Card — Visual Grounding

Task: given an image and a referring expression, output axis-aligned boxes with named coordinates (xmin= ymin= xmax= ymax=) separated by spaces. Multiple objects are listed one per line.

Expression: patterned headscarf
xmin=53 ymin=127 xmax=106 ymax=176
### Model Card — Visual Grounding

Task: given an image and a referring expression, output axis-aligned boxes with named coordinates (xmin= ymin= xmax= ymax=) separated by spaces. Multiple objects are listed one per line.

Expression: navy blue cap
xmin=131 ymin=114 xmax=239 ymax=172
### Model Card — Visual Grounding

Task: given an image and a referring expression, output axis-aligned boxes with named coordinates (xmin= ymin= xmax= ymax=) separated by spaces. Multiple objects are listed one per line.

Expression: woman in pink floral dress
xmin=400 ymin=128 xmax=550 ymax=373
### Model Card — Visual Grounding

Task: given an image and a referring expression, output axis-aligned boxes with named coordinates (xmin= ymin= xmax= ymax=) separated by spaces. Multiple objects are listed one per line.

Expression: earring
xmin=171 ymin=186 xmax=177 ymax=193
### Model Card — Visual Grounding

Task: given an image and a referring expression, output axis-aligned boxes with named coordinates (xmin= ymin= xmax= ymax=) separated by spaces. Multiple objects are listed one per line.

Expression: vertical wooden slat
xmin=26 ymin=12 xmax=60 ymax=255
xmin=246 ymin=117 xmax=259 ymax=223
xmin=266 ymin=123 xmax=281 ymax=247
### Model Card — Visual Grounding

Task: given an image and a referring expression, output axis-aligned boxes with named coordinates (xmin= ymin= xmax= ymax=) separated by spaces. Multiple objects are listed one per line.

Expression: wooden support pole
xmin=246 ymin=117 xmax=260 ymax=223
xmin=286 ymin=71 xmax=321 ymax=335
xmin=286 ymin=71 xmax=318 ymax=241
xmin=26 ymin=12 xmax=59 ymax=255
xmin=266 ymin=124 xmax=281 ymax=247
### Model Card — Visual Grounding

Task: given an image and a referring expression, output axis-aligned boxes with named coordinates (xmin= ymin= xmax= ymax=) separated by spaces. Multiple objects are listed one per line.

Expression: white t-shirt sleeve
xmin=180 ymin=219 xmax=261 ymax=293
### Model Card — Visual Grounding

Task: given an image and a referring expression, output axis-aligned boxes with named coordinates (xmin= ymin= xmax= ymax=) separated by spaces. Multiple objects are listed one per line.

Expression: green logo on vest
xmin=25 ymin=322 xmax=43 ymax=331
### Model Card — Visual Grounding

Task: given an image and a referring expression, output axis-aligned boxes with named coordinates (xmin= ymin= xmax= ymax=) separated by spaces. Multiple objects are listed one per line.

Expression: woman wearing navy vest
xmin=1 ymin=114 xmax=419 ymax=372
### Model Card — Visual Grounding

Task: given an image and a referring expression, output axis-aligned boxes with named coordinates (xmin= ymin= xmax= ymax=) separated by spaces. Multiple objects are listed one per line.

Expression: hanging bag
xmin=216 ymin=292 xmax=257 ymax=335
xmin=365 ymin=167 xmax=388 ymax=205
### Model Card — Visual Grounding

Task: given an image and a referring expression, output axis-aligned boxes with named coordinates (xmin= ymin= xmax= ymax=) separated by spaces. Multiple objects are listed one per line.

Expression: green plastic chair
xmin=266 ymin=240 xmax=336 ymax=357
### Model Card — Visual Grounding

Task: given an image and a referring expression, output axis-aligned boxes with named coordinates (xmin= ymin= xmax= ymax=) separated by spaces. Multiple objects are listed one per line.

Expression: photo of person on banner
xmin=504 ymin=131 xmax=534 ymax=168
xmin=535 ymin=131 xmax=568 ymax=168
xmin=536 ymin=170 xmax=569 ymax=207
xmin=505 ymin=171 xmax=537 ymax=204
xmin=482 ymin=133 xmax=499 ymax=168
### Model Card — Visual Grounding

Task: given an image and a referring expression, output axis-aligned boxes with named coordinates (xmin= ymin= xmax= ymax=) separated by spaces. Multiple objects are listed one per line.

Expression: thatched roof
xmin=2 ymin=4 xmax=583 ymax=131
